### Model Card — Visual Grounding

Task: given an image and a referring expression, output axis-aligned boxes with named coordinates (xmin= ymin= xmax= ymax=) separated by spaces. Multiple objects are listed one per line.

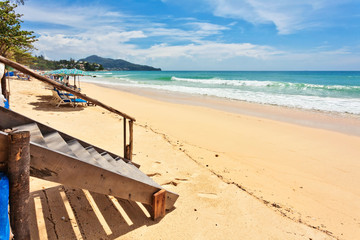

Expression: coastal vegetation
xmin=29 ymin=55 xmax=161 ymax=71
xmin=29 ymin=55 xmax=104 ymax=71
xmin=0 ymin=0 xmax=36 ymax=63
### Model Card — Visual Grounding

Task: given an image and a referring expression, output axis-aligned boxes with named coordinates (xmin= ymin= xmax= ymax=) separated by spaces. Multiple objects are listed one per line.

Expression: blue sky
xmin=17 ymin=0 xmax=360 ymax=70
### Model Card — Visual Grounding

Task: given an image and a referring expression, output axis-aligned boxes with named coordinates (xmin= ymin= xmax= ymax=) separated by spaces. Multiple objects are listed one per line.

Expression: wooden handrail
xmin=0 ymin=56 xmax=136 ymax=121
xmin=0 ymin=56 xmax=135 ymax=160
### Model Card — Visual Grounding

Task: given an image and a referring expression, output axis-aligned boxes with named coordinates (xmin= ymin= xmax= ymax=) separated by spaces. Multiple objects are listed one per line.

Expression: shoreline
xmin=85 ymin=81 xmax=360 ymax=137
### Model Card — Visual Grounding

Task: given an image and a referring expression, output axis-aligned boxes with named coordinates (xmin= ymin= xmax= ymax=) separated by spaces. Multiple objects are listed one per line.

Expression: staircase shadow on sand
xmin=29 ymin=185 xmax=168 ymax=239
xmin=28 ymin=95 xmax=85 ymax=112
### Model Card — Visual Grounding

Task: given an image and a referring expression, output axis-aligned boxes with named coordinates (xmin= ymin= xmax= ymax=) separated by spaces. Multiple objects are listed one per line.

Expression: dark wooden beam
xmin=1 ymin=72 xmax=7 ymax=99
xmin=0 ymin=132 xmax=8 ymax=172
xmin=152 ymin=189 xmax=166 ymax=220
xmin=8 ymin=131 xmax=31 ymax=240
xmin=124 ymin=117 xmax=127 ymax=158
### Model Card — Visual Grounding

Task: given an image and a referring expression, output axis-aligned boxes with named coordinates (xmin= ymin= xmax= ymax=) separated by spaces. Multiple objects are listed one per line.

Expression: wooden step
xmin=67 ymin=140 xmax=99 ymax=166
xmin=111 ymin=155 xmax=161 ymax=188
xmin=85 ymin=147 xmax=118 ymax=172
xmin=100 ymin=152 xmax=117 ymax=164
xmin=126 ymin=162 xmax=162 ymax=188
xmin=100 ymin=152 xmax=135 ymax=177
xmin=102 ymin=152 xmax=160 ymax=187
xmin=43 ymin=132 xmax=76 ymax=157
xmin=13 ymin=123 xmax=47 ymax=146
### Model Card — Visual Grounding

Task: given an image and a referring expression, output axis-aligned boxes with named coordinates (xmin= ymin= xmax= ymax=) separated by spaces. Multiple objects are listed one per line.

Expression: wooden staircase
xmin=0 ymin=107 xmax=178 ymax=215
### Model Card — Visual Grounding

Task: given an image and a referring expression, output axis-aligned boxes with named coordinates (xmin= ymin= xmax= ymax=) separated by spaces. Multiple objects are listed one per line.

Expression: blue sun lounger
xmin=52 ymin=89 xmax=87 ymax=107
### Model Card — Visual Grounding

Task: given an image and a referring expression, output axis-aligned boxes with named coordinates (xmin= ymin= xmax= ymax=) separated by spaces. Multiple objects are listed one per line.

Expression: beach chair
xmin=16 ymin=74 xmax=30 ymax=80
xmin=51 ymin=89 xmax=87 ymax=107
xmin=51 ymin=89 xmax=73 ymax=107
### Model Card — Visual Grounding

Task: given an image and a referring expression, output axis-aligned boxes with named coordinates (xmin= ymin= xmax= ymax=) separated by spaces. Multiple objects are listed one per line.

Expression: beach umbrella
xmin=44 ymin=68 xmax=90 ymax=91
xmin=45 ymin=68 xmax=91 ymax=76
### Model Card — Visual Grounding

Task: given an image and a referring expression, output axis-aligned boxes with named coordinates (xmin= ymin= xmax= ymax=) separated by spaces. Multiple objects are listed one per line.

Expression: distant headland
xmin=79 ymin=55 xmax=161 ymax=71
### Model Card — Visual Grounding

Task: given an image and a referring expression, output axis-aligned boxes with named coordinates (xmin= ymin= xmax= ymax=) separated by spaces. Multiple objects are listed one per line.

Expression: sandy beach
xmin=7 ymin=77 xmax=360 ymax=239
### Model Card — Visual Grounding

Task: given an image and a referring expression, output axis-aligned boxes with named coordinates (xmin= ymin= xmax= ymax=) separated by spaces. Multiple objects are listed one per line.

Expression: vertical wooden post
xmin=6 ymin=75 xmax=10 ymax=104
xmin=1 ymin=72 xmax=7 ymax=98
xmin=7 ymin=131 xmax=31 ymax=240
xmin=123 ymin=117 xmax=127 ymax=158
xmin=128 ymin=120 xmax=134 ymax=161
xmin=152 ymin=189 xmax=166 ymax=220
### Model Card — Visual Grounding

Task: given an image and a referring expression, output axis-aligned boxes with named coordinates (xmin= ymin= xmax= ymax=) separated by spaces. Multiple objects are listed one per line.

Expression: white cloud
xmin=18 ymin=1 xmax=232 ymax=46
xmin=207 ymin=0 xmax=347 ymax=34
xmin=144 ymin=22 xmax=229 ymax=43
xmin=34 ymin=31 xmax=280 ymax=63
xmin=136 ymin=42 xmax=279 ymax=60
xmin=33 ymin=31 xmax=145 ymax=60
xmin=17 ymin=3 xmax=127 ymax=31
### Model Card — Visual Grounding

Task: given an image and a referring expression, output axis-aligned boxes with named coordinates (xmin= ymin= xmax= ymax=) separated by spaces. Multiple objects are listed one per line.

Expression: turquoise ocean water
xmin=82 ymin=71 xmax=360 ymax=115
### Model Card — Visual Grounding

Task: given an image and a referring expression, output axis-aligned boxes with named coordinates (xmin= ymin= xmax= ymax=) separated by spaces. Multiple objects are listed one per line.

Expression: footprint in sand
xmin=162 ymin=178 xmax=188 ymax=186
xmin=197 ymin=193 xmax=218 ymax=199
xmin=175 ymin=178 xmax=188 ymax=182
xmin=147 ymin=172 xmax=162 ymax=177
xmin=162 ymin=181 xmax=178 ymax=186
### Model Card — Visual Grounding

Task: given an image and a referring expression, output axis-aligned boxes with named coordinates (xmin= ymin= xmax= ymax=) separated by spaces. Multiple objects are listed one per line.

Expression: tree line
xmin=30 ymin=55 xmax=104 ymax=71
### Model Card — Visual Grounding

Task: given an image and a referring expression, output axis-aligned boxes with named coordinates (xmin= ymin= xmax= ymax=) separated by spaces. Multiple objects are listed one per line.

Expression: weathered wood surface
xmin=152 ymin=189 xmax=166 ymax=220
xmin=29 ymin=143 xmax=179 ymax=208
xmin=43 ymin=132 xmax=76 ymax=157
xmin=0 ymin=107 xmax=130 ymax=163
xmin=0 ymin=62 xmax=7 ymax=99
xmin=1 ymin=74 xmax=6 ymax=98
xmin=8 ymin=131 xmax=31 ymax=240
xmin=0 ymin=55 xmax=136 ymax=121
xmin=29 ymin=143 xmax=178 ymax=208
xmin=129 ymin=120 xmax=134 ymax=161
xmin=14 ymin=122 xmax=47 ymax=146
xmin=124 ymin=117 xmax=127 ymax=158
xmin=0 ymin=132 xmax=8 ymax=172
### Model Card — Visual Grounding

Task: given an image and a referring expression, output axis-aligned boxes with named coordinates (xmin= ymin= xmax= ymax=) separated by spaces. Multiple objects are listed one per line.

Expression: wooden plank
xmin=8 ymin=131 xmax=31 ymax=239
xmin=29 ymin=144 xmax=163 ymax=206
xmin=152 ymin=189 xmax=166 ymax=220
xmin=0 ymin=56 xmax=136 ymax=121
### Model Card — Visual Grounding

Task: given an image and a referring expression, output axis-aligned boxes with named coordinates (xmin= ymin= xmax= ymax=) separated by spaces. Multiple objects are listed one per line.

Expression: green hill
xmin=79 ymin=55 xmax=161 ymax=71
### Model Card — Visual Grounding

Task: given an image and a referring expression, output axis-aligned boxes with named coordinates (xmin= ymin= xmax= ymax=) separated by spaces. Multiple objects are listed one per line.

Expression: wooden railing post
xmin=123 ymin=117 xmax=127 ymax=158
xmin=8 ymin=131 xmax=31 ymax=239
xmin=1 ymin=71 xmax=7 ymax=99
xmin=128 ymin=120 xmax=134 ymax=161
xmin=124 ymin=119 xmax=134 ymax=161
